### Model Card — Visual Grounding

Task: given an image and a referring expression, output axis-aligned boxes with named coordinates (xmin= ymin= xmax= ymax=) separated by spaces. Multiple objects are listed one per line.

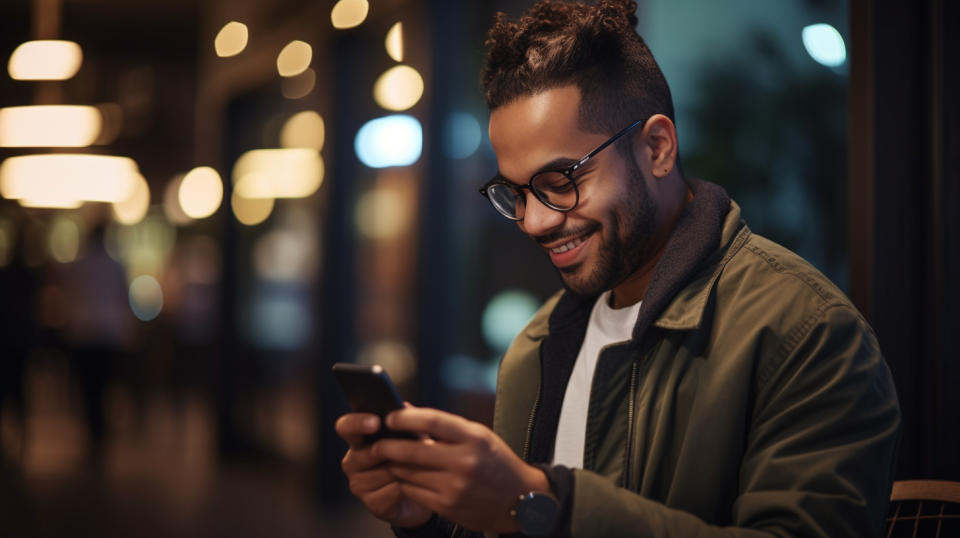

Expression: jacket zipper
xmin=521 ymin=381 xmax=542 ymax=461
xmin=621 ymin=359 xmax=640 ymax=488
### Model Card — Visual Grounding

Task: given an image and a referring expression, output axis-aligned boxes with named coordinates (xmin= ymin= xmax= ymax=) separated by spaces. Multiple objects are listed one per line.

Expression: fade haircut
xmin=482 ymin=0 xmax=675 ymax=154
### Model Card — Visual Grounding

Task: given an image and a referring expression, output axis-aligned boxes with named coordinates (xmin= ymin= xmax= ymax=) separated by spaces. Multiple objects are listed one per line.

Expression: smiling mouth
xmin=549 ymin=236 xmax=587 ymax=254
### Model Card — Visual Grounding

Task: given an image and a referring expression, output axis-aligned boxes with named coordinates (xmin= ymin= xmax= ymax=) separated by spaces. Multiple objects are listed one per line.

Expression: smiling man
xmin=336 ymin=1 xmax=901 ymax=537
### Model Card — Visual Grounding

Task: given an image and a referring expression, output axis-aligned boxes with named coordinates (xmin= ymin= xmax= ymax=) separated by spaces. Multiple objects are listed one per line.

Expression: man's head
xmin=483 ymin=0 xmax=687 ymax=301
xmin=482 ymin=0 xmax=674 ymax=147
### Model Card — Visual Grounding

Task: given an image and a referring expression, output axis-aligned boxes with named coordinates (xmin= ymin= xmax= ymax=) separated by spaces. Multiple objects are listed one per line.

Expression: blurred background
xmin=0 ymin=0 xmax=956 ymax=536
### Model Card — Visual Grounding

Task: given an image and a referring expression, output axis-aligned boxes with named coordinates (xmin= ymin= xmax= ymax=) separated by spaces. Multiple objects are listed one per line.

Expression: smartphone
xmin=332 ymin=362 xmax=418 ymax=443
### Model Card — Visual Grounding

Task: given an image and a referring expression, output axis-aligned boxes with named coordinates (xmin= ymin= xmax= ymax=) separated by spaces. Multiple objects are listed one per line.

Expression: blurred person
xmin=337 ymin=1 xmax=900 ymax=536
xmin=61 ymin=221 xmax=132 ymax=463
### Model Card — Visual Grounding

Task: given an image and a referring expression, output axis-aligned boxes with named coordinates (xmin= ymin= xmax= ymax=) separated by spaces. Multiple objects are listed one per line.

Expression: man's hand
xmin=374 ymin=405 xmax=550 ymax=533
xmin=335 ymin=412 xmax=434 ymax=529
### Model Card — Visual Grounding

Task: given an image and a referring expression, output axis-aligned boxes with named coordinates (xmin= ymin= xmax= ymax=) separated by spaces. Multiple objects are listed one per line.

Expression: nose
xmin=518 ymin=190 xmax=565 ymax=237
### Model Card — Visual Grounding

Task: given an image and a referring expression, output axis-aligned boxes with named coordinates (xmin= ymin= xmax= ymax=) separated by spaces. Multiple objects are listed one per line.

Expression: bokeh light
xmin=357 ymin=341 xmax=416 ymax=387
xmin=280 ymin=111 xmax=325 ymax=151
xmin=385 ymin=22 xmax=403 ymax=62
xmin=215 ymin=21 xmax=248 ymax=57
xmin=0 ymin=105 xmax=102 ymax=147
xmin=250 ymin=285 xmax=311 ymax=350
xmin=112 ymin=173 xmax=150 ymax=225
xmin=482 ymin=290 xmax=540 ymax=352
xmin=281 ymin=68 xmax=316 ymax=99
xmin=129 ymin=274 xmax=163 ymax=321
xmin=254 ymin=229 xmax=311 ymax=282
xmin=802 ymin=23 xmax=846 ymax=67
xmin=331 ymin=0 xmax=369 ymax=30
xmin=48 ymin=216 xmax=81 ymax=263
xmin=8 ymin=40 xmax=83 ymax=81
xmin=232 ymin=149 xmax=323 ymax=199
xmin=373 ymin=65 xmax=424 ymax=111
xmin=354 ymin=115 xmax=422 ymax=168
xmin=162 ymin=174 xmax=193 ymax=225
xmin=277 ymin=40 xmax=312 ymax=77
xmin=443 ymin=112 xmax=483 ymax=159
xmin=355 ymin=186 xmax=409 ymax=240
xmin=231 ymin=190 xmax=274 ymax=226
xmin=1 ymin=154 xmax=139 ymax=206
xmin=441 ymin=354 xmax=498 ymax=393
xmin=178 ymin=166 xmax=223 ymax=219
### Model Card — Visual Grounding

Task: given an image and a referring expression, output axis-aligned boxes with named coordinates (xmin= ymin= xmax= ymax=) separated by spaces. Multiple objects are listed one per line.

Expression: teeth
xmin=551 ymin=236 xmax=585 ymax=254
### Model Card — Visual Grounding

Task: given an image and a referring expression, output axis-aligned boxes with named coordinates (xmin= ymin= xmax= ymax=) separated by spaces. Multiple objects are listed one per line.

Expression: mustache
xmin=533 ymin=222 xmax=600 ymax=246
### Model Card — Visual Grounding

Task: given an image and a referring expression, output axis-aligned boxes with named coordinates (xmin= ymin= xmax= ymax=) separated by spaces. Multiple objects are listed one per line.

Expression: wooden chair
xmin=886 ymin=480 xmax=960 ymax=537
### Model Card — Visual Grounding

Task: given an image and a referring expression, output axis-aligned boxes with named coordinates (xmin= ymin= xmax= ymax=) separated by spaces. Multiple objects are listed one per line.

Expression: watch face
xmin=516 ymin=492 xmax=560 ymax=536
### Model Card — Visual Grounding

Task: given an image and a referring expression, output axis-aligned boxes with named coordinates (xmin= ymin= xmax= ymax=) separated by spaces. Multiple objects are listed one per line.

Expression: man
xmin=337 ymin=1 xmax=901 ymax=536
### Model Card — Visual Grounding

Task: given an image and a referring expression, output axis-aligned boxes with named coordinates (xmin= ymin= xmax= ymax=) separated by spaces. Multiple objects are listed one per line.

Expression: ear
xmin=635 ymin=114 xmax=678 ymax=179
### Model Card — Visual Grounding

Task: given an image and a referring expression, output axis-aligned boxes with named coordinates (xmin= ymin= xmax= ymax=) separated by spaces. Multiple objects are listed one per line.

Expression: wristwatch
xmin=512 ymin=491 xmax=560 ymax=536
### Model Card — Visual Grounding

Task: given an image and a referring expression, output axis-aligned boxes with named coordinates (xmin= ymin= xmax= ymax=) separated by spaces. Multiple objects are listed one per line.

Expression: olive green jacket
xmin=492 ymin=199 xmax=900 ymax=537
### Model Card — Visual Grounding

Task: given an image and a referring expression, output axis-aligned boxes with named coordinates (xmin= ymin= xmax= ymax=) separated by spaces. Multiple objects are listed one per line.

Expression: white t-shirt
xmin=552 ymin=290 xmax=641 ymax=469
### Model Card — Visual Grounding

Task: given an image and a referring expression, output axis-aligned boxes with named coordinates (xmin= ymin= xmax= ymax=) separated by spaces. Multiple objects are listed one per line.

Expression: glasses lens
xmin=487 ymin=183 xmax=523 ymax=219
xmin=531 ymin=171 xmax=577 ymax=210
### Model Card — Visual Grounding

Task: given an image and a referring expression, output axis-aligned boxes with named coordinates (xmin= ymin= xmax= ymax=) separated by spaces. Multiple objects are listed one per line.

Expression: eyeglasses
xmin=479 ymin=118 xmax=647 ymax=221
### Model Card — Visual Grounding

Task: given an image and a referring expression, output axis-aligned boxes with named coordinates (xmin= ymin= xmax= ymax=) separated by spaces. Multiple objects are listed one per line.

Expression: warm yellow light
xmin=277 ymin=40 xmax=312 ymax=77
xmin=373 ymin=65 xmax=424 ymax=111
xmin=331 ymin=0 xmax=369 ymax=29
xmin=1 ymin=154 xmax=138 ymax=207
xmin=233 ymin=149 xmax=323 ymax=199
xmin=355 ymin=186 xmax=409 ymax=239
xmin=162 ymin=174 xmax=193 ymax=225
xmin=48 ymin=217 xmax=81 ymax=263
xmin=280 ymin=111 xmax=325 ymax=151
xmin=178 ymin=166 xmax=223 ymax=219
xmin=231 ymin=190 xmax=274 ymax=226
xmin=0 ymin=105 xmax=102 ymax=147
xmin=281 ymin=68 xmax=316 ymax=99
xmin=8 ymin=40 xmax=83 ymax=81
xmin=215 ymin=21 xmax=248 ymax=57
xmin=385 ymin=22 xmax=403 ymax=62
xmin=112 ymin=173 xmax=150 ymax=225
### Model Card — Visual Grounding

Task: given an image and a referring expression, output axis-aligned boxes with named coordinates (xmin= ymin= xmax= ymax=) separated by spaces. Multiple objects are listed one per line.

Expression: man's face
xmin=488 ymin=85 xmax=660 ymax=297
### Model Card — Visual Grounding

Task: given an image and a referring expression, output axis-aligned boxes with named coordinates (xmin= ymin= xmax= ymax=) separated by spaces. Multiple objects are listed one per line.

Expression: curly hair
xmin=482 ymin=0 xmax=675 ymax=143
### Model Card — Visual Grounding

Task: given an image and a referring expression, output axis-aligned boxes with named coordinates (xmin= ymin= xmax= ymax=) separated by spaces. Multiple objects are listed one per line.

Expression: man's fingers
xmin=385 ymin=407 xmax=477 ymax=443
xmin=387 ymin=464 xmax=454 ymax=492
xmin=341 ymin=445 xmax=387 ymax=473
xmin=399 ymin=482 xmax=448 ymax=517
xmin=335 ymin=412 xmax=381 ymax=448
xmin=348 ymin=466 xmax=396 ymax=496
xmin=374 ymin=438 xmax=457 ymax=469
xmin=362 ymin=481 xmax=404 ymax=515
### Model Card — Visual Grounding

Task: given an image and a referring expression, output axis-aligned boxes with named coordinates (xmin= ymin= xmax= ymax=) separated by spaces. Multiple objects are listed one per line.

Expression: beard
xmin=555 ymin=160 xmax=659 ymax=297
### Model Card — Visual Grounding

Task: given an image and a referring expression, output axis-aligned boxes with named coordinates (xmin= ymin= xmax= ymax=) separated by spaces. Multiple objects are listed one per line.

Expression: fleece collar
xmin=526 ymin=178 xmax=734 ymax=464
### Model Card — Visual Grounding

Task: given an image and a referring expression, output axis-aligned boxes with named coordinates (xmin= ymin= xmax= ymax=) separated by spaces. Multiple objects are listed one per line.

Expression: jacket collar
xmin=527 ymin=179 xmax=735 ymax=464
xmin=547 ymin=177 xmax=735 ymax=337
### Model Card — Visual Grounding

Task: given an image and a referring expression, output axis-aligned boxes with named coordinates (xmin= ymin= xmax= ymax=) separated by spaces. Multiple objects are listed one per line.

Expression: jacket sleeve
xmin=556 ymin=304 xmax=901 ymax=538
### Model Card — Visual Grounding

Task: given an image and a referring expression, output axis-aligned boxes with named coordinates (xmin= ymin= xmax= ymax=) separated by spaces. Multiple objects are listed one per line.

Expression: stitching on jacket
xmin=741 ymin=242 xmax=838 ymax=304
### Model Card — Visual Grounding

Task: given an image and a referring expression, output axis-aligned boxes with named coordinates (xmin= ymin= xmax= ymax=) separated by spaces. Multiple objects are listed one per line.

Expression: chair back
xmin=886 ymin=480 xmax=960 ymax=537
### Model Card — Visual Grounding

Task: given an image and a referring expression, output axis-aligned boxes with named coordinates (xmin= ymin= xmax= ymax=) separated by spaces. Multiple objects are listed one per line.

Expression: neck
xmin=609 ymin=180 xmax=692 ymax=309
